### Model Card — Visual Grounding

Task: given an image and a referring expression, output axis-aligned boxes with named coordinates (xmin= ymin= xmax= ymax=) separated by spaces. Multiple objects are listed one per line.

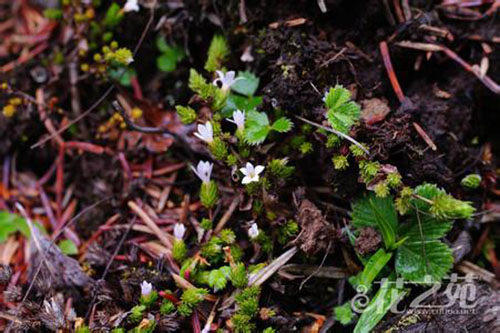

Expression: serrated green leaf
xmin=324 ymin=85 xmax=360 ymax=134
xmin=208 ymin=269 xmax=228 ymax=291
xmin=398 ymin=215 xmax=452 ymax=241
xmin=354 ymin=278 xmax=407 ymax=333
xmin=324 ymin=85 xmax=351 ymax=110
xmin=246 ymin=109 xmax=269 ymax=127
xmin=395 ymin=239 xmax=453 ymax=283
xmin=244 ymin=126 xmax=270 ymax=145
xmin=58 ymin=239 xmax=78 ymax=255
xmin=271 ymin=117 xmax=293 ymax=133
xmin=244 ymin=110 xmax=270 ymax=145
xmin=231 ymin=71 xmax=259 ymax=96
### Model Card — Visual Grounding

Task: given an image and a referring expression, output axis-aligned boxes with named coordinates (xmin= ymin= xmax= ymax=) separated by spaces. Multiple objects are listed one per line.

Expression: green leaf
xmin=156 ymin=42 xmax=184 ymax=73
xmin=221 ymin=94 xmax=262 ymax=117
xmin=108 ymin=67 xmax=136 ymax=86
xmin=208 ymin=269 xmax=228 ymax=292
xmin=271 ymin=117 xmax=293 ymax=133
xmin=324 ymin=85 xmax=360 ymax=134
xmin=103 ymin=3 xmax=123 ymax=28
xmin=231 ymin=71 xmax=259 ymax=96
xmin=395 ymin=239 xmax=453 ymax=283
xmin=351 ymin=194 xmax=398 ymax=249
xmin=157 ymin=54 xmax=177 ymax=72
xmin=0 ymin=211 xmax=46 ymax=243
xmin=398 ymin=215 xmax=451 ymax=241
xmin=155 ymin=36 xmax=170 ymax=53
xmin=353 ymin=278 xmax=407 ymax=333
xmin=334 ymin=302 xmax=355 ymax=325
xmin=244 ymin=110 xmax=270 ymax=145
xmin=356 ymin=249 xmax=392 ymax=290
xmin=0 ymin=212 xmax=23 ymax=243
xmin=324 ymin=85 xmax=351 ymax=110
xmin=58 ymin=239 xmax=78 ymax=255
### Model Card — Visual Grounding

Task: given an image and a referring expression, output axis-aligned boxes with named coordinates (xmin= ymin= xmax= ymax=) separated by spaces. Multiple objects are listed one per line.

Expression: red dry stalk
xmin=65 ymin=141 xmax=106 ymax=154
xmin=379 ymin=41 xmax=406 ymax=103
xmin=56 ymin=144 xmax=64 ymax=223
xmin=130 ymin=76 xmax=144 ymax=100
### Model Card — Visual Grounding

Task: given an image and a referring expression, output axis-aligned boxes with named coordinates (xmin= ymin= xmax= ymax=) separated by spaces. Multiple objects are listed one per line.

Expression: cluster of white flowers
xmin=191 ymin=160 xmax=264 ymax=185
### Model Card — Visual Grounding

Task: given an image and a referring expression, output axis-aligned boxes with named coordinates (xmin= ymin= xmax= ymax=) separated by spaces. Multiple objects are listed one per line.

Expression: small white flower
xmin=194 ymin=122 xmax=214 ymax=144
xmin=191 ymin=160 xmax=213 ymax=183
xmin=213 ymin=70 xmax=242 ymax=92
xmin=248 ymin=223 xmax=259 ymax=239
xmin=174 ymin=223 xmax=186 ymax=240
xmin=240 ymin=162 xmax=264 ymax=184
xmin=123 ymin=0 xmax=140 ymax=12
xmin=240 ymin=47 xmax=254 ymax=62
xmin=140 ymin=281 xmax=153 ymax=296
xmin=227 ymin=110 xmax=245 ymax=132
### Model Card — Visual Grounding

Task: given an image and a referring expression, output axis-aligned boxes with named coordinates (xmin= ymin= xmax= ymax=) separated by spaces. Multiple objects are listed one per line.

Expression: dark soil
xmin=0 ymin=0 xmax=498 ymax=332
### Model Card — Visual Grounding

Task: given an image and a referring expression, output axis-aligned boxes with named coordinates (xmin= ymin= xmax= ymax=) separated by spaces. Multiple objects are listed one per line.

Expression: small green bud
xmin=177 ymin=302 xmax=193 ymax=317
xmin=461 ymin=174 xmax=481 ymax=189
xmin=374 ymin=182 xmax=389 ymax=198
xmin=175 ymin=105 xmax=197 ymax=124
xmin=430 ymin=194 xmax=475 ymax=220
xmin=326 ymin=134 xmax=341 ymax=148
xmin=181 ymin=288 xmax=208 ymax=307
xmin=219 ymin=229 xmax=236 ymax=244
xmin=172 ymin=239 xmax=187 ymax=263
xmin=386 ymin=171 xmax=402 ymax=188
xmin=226 ymin=154 xmax=238 ymax=166
xmin=299 ymin=142 xmax=313 ymax=155
xmin=200 ymin=218 xmax=213 ymax=230
xmin=209 ymin=137 xmax=228 ymax=160
xmin=230 ymin=262 xmax=248 ymax=288
xmin=359 ymin=160 xmax=380 ymax=182
xmin=332 ymin=154 xmax=349 ymax=170
xmin=349 ymin=143 xmax=367 ymax=157
xmin=200 ymin=180 xmax=219 ymax=209
xmin=129 ymin=305 xmax=146 ymax=323
xmin=160 ymin=300 xmax=176 ymax=315
xmin=267 ymin=158 xmax=294 ymax=178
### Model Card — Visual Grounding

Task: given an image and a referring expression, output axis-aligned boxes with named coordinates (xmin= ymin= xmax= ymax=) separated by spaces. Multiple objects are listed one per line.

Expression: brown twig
xmin=128 ymin=200 xmax=173 ymax=249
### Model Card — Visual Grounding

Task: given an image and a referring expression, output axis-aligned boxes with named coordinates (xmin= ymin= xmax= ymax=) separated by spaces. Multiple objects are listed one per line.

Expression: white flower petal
xmin=174 ymin=223 xmax=186 ymax=240
xmin=140 ymin=281 xmax=153 ymax=296
xmin=254 ymin=165 xmax=265 ymax=175
xmin=245 ymin=162 xmax=254 ymax=174
xmin=241 ymin=176 xmax=252 ymax=184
